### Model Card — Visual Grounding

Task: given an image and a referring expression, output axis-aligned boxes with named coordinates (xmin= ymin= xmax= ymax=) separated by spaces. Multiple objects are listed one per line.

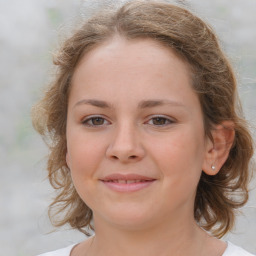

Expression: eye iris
xmin=153 ymin=117 xmax=166 ymax=125
xmin=92 ymin=117 xmax=104 ymax=125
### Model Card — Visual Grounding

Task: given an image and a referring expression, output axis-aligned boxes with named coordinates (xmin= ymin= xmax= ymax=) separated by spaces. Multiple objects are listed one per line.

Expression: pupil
xmin=153 ymin=117 xmax=165 ymax=125
xmin=92 ymin=117 xmax=104 ymax=125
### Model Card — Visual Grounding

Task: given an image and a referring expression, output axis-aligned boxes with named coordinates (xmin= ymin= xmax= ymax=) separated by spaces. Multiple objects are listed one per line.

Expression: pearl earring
xmin=211 ymin=165 xmax=216 ymax=170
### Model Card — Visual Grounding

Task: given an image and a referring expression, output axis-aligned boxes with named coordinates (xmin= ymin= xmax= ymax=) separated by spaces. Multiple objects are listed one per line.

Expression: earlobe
xmin=202 ymin=121 xmax=235 ymax=176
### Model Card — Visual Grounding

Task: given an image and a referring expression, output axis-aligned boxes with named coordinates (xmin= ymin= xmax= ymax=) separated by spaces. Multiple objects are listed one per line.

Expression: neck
xmin=87 ymin=215 xmax=208 ymax=256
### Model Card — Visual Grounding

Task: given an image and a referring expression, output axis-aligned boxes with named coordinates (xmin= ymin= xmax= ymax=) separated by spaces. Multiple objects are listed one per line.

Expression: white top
xmin=38 ymin=241 xmax=255 ymax=256
xmin=222 ymin=242 xmax=255 ymax=256
xmin=37 ymin=244 xmax=75 ymax=256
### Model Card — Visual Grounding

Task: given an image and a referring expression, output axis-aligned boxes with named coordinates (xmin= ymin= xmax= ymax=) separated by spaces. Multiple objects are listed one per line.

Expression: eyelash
xmin=146 ymin=115 xmax=175 ymax=126
xmin=81 ymin=115 xmax=175 ymax=127
xmin=81 ymin=115 xmax=110 ymax=127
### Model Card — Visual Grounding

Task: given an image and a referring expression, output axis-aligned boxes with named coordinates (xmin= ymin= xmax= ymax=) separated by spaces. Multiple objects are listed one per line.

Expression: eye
xmin=82 ymin=116 xmax=110 ymax=127
xmin=147 ymin=116 xmax=175 ymax=126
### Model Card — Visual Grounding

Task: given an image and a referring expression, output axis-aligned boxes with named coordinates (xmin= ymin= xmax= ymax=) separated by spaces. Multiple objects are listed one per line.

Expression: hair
xmin=32 ymin=0 xmax=254 ymax=238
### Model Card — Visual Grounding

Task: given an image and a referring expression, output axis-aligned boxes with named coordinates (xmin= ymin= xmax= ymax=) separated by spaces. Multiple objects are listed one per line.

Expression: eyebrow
xmin=74 ymin=99 xmax=112 ymax=109
xmin=138 ymin=99 xmax=185 ymax=108
xmin=73 ymin=99 xmax=185 ymax=109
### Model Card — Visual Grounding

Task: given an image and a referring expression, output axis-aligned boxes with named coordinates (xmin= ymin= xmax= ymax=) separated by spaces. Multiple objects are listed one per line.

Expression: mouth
xmin=99 ymin=173 xmax=156 ymax=192
xmin=103 ymin=179 xmax=153 ymax=184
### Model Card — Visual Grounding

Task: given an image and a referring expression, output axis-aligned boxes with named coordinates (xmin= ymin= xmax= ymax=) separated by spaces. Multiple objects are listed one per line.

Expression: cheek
xmin=149 ymin=127 xmax=206 ymax=180
xmin=67 ymin=136 xmax=106 ymax=205
xmin=67 ymin=134 xmax=106 ymax=179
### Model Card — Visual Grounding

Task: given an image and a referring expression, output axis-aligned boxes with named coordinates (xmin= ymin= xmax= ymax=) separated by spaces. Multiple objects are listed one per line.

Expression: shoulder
xmin=223 ymin=242 xmax=255 ymax=256
xmin=37 ymin=244 xmax=76 ymax=256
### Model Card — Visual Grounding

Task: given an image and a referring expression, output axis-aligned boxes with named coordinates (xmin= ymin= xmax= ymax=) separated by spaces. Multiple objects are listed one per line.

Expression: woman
xmin=32 ymin=1 xmax=255 ymax=255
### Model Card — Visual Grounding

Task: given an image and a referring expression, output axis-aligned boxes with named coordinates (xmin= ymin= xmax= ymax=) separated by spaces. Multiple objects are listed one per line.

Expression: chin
xmin=94 ymin=207 xmax=156 ymax=231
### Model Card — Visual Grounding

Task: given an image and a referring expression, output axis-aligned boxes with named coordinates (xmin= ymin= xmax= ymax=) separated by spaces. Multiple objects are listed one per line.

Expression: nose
xmin=106 ymin=123 xmax=145 ymax=163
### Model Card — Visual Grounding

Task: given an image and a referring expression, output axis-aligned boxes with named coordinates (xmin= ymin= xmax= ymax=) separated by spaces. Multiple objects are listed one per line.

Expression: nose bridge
xmin=106 ymin=120 xmax=144 ymax=161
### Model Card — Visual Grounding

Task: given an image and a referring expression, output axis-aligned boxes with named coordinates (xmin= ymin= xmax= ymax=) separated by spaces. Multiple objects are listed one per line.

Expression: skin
xmin=66 ymin=37 xmax=231 ymax=256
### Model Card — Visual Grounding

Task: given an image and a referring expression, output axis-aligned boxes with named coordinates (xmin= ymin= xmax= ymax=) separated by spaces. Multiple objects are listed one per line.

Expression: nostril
xmin=129 ymin=155 xmax=137 ymax=159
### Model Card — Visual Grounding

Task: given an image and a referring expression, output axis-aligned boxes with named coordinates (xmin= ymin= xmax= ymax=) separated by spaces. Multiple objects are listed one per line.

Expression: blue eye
xmin=148 ymin=116 xmax=174 ymax=126
xmin=82 ymin=116 xmax=109 ymax=126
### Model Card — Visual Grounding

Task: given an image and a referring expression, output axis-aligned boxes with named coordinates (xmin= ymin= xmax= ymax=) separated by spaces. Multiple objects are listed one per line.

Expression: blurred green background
xmin=0 ymin=0 xmax=255 ymax=255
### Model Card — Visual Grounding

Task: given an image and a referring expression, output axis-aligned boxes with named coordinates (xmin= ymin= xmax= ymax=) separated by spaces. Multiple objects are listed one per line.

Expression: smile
xmin=104 ymin=179 xmax=152 ymax=184
xmin=100 ymin=173 xmax=156 ymax=192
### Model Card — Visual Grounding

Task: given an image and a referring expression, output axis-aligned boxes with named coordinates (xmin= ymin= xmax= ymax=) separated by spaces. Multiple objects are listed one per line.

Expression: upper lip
xmin=100 ymin=173 xmax=156 ymax=181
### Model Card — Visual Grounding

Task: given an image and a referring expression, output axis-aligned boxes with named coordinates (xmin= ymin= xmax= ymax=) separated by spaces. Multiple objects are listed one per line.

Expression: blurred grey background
xmin=0 ymin=0 xmax=255 ymax=255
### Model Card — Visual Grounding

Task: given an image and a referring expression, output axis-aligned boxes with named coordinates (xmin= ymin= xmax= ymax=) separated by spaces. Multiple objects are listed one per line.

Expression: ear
xmin=202 ymin=121 xmax=235 ymax=176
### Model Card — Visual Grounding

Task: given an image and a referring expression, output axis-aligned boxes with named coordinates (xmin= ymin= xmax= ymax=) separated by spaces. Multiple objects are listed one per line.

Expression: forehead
xmin=71 ymin=36 xmax=196 ymax=100
xmin=73 ymin=37 xmax=193 ymax=86
xmin=73 ymin=36 xmax=193 ymax=83
xmin=69 ymin=36 xmax=202 ymax=120
xmin=73 ymin=37 xmax=197 ymax=93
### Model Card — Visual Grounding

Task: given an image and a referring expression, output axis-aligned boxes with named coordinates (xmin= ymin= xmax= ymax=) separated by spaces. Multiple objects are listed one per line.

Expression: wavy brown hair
xmin=32 ymin=0 xmax=254 ymax=238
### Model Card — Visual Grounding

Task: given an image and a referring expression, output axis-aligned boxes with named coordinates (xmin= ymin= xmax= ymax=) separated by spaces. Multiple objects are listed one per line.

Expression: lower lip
xmin=101 ymin=180 xmax=156 ymax=192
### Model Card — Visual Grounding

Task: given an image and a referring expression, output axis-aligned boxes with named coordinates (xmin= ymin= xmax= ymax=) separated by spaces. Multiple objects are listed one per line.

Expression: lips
xmin=99 ymin=173 xmax=156 ymax=192
xmin=105 ymin=179 xmax=150 ymax=184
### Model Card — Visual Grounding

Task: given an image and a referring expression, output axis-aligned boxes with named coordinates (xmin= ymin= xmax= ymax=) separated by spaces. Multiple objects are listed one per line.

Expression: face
xmin=66 ymin=37 xmax=212 ymax=231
